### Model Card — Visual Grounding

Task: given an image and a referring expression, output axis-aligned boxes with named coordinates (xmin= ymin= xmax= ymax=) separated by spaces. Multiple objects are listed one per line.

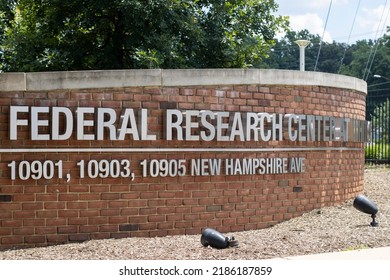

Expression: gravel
xmin=1 ymin=166 xmax=389 ymax=260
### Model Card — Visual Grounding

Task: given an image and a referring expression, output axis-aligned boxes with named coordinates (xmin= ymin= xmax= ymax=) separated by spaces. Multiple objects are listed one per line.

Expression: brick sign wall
xmin=0 ymin=69 xmax=367 ymax=249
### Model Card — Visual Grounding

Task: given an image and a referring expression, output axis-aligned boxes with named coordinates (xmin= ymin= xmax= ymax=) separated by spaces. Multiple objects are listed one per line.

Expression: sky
xmin=275 ymin=0 xmax=390 ymax=43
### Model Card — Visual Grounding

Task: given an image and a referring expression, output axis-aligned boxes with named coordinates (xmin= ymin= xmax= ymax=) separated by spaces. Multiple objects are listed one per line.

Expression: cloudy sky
xmin=275 ymin=0 xmax=390 ymax=43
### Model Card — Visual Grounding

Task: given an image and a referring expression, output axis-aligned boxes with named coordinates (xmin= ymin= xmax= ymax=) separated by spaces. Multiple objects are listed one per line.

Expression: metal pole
xmin=295 ymin=40 xmax=310 ymax=71
xmin=299 ymin=46 xmax=305 ymax=71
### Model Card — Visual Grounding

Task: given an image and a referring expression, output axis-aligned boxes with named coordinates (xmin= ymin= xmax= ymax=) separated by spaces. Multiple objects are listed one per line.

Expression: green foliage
xmin=339 ymin=40 xmax=375 ymax=79
xmin=257 ymin=29 xmax=355 ymax=73
xmin=365 ymin=143 xmax=389 ymax=160
xmin=249 ymin=24 xmax=390 ymax=83
xmin=0 ymin=0 xmax=15 ymax=70
xmin=370 ymin=99 xmax=390 ymax=142
xmin=0 ymin=0 xmax=288 ymax=71
xmin=344 ymin=244 xmax=369 ymax=251
xmin=4 ymin=0 xmax=390 ymax=78
xmin=332 ymin=32 xmax=390 ymax=83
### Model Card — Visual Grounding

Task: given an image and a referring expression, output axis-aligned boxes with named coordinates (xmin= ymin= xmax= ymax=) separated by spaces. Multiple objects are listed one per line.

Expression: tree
xmin=0 ymin=0 xmax=288 ymax=71
xmin=339 ymin=39 xmax=375 ymax=80
xmin=258 ymin=29 xmax=355 ymax=74
xmin=0 ymin=0 xmax=15 ymax=70
xmin=260 ymin=30 xmax=321 ymax=70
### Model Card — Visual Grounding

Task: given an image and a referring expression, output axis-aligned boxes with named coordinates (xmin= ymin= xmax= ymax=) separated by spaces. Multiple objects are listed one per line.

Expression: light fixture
xmin=353 ymin=194 xmax=378 ymax=227
xmin=200 ymin=228 xmax=238 ymax=249
xmin=373 ymin=74 xmax=390 ymax=80
xmin=295 ymin=40 xmax=311 ymax=71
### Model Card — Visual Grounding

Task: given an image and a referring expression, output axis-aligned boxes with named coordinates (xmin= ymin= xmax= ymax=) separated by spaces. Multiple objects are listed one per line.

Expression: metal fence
xmin=365 ymin=86 xmax=390 ymax=164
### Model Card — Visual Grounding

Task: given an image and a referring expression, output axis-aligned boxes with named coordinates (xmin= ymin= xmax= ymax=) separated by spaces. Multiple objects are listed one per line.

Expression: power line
xmin=338 ymin=0 xmax=361 ymax=73
xmin=365 ymin=6 xmax=390 ymax=81
xmin=314 ymin=0 xmax=333 ymax=71
xmin=367 ymin=88 xmax=390 ymax=93
xmin=368 ymin=81 xmax=390 ymax=88
xmin=362 ymin=0 xmax=388 ymax=81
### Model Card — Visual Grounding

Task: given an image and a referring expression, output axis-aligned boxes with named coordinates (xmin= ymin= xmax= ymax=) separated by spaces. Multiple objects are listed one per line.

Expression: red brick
xmin=47 ymin=235 xmax=68 ymax=243
xmin=25 ymin=235 xmax=46 ymax=244
xmin=1 ymin=236 xmax=23 ymax=245
xmin=0 ymin=76 xmax=366 ymax=249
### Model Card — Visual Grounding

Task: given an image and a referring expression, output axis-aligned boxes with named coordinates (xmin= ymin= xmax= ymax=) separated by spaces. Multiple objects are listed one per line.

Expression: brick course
xmin=0 ymin=70 xmax=366 ymax=249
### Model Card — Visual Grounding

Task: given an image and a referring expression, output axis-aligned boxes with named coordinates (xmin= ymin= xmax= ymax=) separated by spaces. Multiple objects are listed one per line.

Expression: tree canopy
xmin=257 ymin=29 xmax=355 ymax=74
xmin=2 ymin=0 xmax=390 ymax=83
xmin=0 ymin=0 xmax=288 ymax=71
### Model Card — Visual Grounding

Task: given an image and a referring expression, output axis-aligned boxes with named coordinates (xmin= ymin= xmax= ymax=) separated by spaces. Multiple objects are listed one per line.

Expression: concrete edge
xmin=0 ymin=69 xmax=367 ymax=94
xmin=0 ymin=72 xmax=27 ymax=91
xmin=26 ymin=69 xmax=163 ymax=91
xmin=272 ymin=246 xmax=390 ymax=260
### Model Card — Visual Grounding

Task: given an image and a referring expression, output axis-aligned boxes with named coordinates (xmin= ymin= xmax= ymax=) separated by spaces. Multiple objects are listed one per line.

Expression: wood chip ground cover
xmin=1 ymin=167 xmax=389 ymax=260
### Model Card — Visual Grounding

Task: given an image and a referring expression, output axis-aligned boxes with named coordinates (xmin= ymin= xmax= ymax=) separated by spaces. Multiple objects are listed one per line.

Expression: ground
xmin=0 ymin=167 xmax=389 ymax=260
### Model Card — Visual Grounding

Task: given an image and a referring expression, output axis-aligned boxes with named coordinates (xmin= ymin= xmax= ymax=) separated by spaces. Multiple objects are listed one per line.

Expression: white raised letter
xmin=117 ymin=109 xmax=139 ymax=140
xmin=185 ymin=110 xmax=199 ymax=141
xmin=31 ymin=106 xmax=50 ymax=140
xmin=286 ymin=114 xmax=298 ymax=141
xmin=77 ymin=107 xmax=95 ymax=140
xmin=259 ymin=113 xmax=271 ymax=141
xmin=200 ymin=110 xmax=215 ymax=141
xmin=166 ymin=109 xmax=183 ymax=140
xmin=97 ymin=108 xmax=117 ymax=140
xmin=9 ymin=106 xmax=29 ymax=140
xmin=52 ymin=107 xmax=73 ymax=140
xmin=246 ymin=113 xmax=259 ymax=141
xmin=216 ymin=112 xmax=230 ymax=141
xmin=229 ymin=112 xmax=245 ymax=141
xmin=139 ymin=109 xmax=156 ymax=140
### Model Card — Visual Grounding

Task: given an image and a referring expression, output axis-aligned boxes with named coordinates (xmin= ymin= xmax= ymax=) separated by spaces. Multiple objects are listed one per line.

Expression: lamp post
xmin=295 ymin=40 xmax=311 ymax=71
xmin=373 ymin=74 xmax=390 ymax=80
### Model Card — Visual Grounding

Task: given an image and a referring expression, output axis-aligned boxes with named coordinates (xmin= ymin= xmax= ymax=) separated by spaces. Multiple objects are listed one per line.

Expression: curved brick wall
xmin=0 ymin=69 xmax=367 ymax=249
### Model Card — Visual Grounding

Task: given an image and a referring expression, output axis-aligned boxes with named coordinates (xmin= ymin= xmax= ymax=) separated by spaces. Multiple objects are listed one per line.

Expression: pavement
xmin=269 ymin=247 xmax=390 ymax=279
xmin=274 ymin=246 xmax=390 ymax=260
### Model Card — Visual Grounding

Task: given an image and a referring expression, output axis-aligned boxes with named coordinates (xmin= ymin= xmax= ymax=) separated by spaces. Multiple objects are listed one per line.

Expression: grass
xmin=365 ymin=143 xmax=389 ymax=160
xmin=344 ymin=244 xmax=370 ymax=251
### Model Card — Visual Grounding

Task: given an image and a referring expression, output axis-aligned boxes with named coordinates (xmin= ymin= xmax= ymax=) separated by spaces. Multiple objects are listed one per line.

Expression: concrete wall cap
xmin=0 ymin=69 xmax=367 ymax=94
xmin=0 ymin=73 xmax=27 ymax=91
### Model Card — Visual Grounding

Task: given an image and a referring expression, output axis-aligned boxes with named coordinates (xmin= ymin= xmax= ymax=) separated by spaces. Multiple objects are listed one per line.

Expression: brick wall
xmin=0 ymin=69 xmax=366 ymax=249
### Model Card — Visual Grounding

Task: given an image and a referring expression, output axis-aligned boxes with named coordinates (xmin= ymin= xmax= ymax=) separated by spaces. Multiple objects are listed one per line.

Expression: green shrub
xmin=365 ymin=143 xmax=390 ymax=160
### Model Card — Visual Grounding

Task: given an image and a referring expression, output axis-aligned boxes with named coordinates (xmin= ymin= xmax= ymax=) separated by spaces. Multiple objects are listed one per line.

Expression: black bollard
xmin=353 ymin=194 xmax=378 ymax=227
xmin=200 ymin=228 xmax=238 ymax=249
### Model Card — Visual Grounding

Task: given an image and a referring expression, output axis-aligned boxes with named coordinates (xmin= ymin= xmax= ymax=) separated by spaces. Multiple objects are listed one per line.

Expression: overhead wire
xmin=364 ymin=3 xmax=390 ymax=81
xmin=272 ymin=1 xmax=390 ymax=75
xmin=314 ymin=0 xmax=333 ymax=71
xmin=338 ymin=0 xmax=361 ymax=73
xmin=368 ymin=80 xmax=390 ymax=88
xmin=362 ymin=0 xmax=388 ymax=81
